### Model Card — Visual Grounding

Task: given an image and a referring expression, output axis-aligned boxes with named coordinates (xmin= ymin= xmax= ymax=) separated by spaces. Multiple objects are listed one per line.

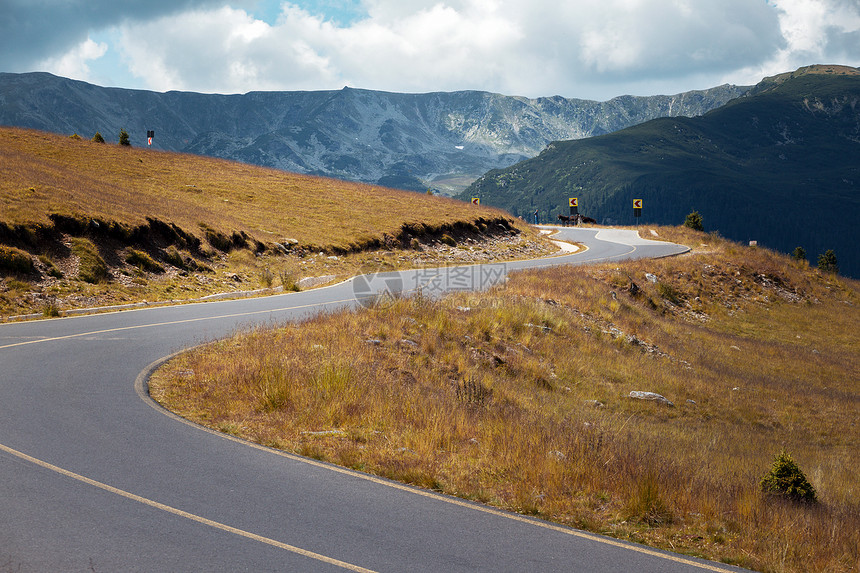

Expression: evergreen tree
xmin=684 ymin=210 xmax=703 ymax=231
xmin=760 ymin=450 xmax=817 ymax=503
xmin=92 ymin=131 xmax=105 ymax=143
xmin=817 ymin=249 xmax=838 ymax=274
xmin=791 ymin=246 xmax=806 ymax=261
xmin=119 ymin=128 xmax=131 ymax=146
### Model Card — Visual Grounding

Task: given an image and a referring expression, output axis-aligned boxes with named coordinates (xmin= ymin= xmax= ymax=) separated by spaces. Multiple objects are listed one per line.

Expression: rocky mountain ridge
xmin=0 ymin=72 xmax=749 ymax=193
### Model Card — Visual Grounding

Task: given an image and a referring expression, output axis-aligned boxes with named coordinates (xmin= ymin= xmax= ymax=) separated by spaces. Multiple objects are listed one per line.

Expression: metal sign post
xmin=568 ymin=198 xmax=578 ymax=225
xmin=633 ymin=198 xmax=642 ymax=224
xmin=147 ymin=130 xmax=154 ymax=146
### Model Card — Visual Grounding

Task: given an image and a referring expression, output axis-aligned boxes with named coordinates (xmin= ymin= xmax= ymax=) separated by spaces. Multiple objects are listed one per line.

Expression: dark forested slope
xmin=463 ymin=65 xmax=860 ymax=277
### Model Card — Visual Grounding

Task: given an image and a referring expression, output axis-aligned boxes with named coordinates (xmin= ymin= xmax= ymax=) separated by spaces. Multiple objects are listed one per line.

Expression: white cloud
xmin=93 ymin=0 xmax=860 ymax=99
xmin=329 ymin=1 xmax=522 ymax=91
xmin=38 ymin=38 xmax=109 ymax=83
xmin=117 ymin=5 xmax=340 ymax=93
xmin=725 ymin=0 xmax=860 ymax=87
xmin=0 ymin=0 xmax=233 ymax=73
xmin=115 ymin=1 xmax=524 ymax=94
xmin=526 ymin=0 xmax=782 ymax=78
xmin=771 ymin=0 xmax=860 ymax=61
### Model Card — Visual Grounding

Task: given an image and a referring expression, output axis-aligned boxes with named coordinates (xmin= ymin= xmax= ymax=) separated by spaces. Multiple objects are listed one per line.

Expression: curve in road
xmin=1 ymin=228 xmax=751 ymax=572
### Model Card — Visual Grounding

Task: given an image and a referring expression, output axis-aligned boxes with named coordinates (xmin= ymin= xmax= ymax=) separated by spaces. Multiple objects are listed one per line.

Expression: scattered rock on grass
xmin=629 ymin=391 xmax=674 ymax=406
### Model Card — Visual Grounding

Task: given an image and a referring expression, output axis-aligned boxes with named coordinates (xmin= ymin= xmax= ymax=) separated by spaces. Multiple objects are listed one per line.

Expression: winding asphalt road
xmin=0 ymin=228 xmax=749 ymax=572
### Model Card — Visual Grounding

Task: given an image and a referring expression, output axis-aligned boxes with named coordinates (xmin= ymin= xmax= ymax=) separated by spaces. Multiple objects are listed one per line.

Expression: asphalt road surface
xmin=0 ymin=228 xmax=751 ymax=572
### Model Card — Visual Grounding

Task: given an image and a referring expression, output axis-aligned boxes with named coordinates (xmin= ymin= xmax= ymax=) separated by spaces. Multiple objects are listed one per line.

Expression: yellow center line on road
xmin=0 ymin=441 xmax=378 ymax=573
xmin=0 ymin=297 xmax=358 ymax=351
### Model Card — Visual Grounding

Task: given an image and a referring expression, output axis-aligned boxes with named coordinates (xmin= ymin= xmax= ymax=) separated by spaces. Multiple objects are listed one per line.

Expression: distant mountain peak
xmin=740 ymin=65 xmax=860 ymax=101
xmin=755 ymin=64 xmax=860 ymax=90
xmin=0 ymin=72 xmax=748 ymax=194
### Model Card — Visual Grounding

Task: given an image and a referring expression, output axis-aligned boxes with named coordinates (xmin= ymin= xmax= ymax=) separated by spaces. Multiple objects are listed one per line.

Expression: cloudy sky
xmin=2 ymin=0 xmax=859 ymax=100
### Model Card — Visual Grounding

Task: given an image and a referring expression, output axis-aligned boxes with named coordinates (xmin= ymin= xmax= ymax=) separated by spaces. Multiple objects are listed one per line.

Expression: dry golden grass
xmin=152 ymin=228 xmax=859 ymax=572
xmin=1 ymin=127 xmax=552 ymax=318
xmin=0 ymin=127 xmax=516 ymax=251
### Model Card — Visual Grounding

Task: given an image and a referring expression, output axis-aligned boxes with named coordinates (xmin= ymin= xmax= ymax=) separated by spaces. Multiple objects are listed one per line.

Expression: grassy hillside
xmin=0 ymin=127 xmax=517 ymax=250
xmin=0 ymin=127 xmax=548 ymax=318
xmin=152 ymin=227 xmax=859 ymax=572
xmin=462 ymin=65 xmax=860 ymax=278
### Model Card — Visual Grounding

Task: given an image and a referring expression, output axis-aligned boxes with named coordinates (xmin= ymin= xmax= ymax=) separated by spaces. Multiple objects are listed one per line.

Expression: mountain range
xmin=0 ymin=72 xmax=748 ymax=194
xmin=461 ymin=65 xmax=860 ymax=278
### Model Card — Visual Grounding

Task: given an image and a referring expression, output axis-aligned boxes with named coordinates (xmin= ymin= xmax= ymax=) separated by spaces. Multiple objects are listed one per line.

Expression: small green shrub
xmin=125 ymin=249 xmax=164 ymax=273
xmin=0 ymin=246 xmax=35 ymax=274
xmin=92 ymin=131 xmax=105 ymax=143
xmin=71 ymin=238 xmax=109 ymax=283
xmin=817 ymin=250 xmax=839 ymax=274
xmin=119 ymin=128 xmax=130 ymax=146
xmin=760 ymin=450 xmax=817 ymax=503
xmin=684 ymin=210 xmax=704 ymax=231
xmin=791 ymin=246 xmax=806 ymax=261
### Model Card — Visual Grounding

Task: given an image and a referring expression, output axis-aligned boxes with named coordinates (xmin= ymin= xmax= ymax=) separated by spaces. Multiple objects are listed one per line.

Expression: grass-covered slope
xmin=1 ymin=127 xmax=542 ymax=317
xmin=462 ymin=65 xmax=860 ymax=278
xmin=1 ymin=127 xmax=515 ymax=251
xmin=152 ymin=226 xmax=859 ymax=572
